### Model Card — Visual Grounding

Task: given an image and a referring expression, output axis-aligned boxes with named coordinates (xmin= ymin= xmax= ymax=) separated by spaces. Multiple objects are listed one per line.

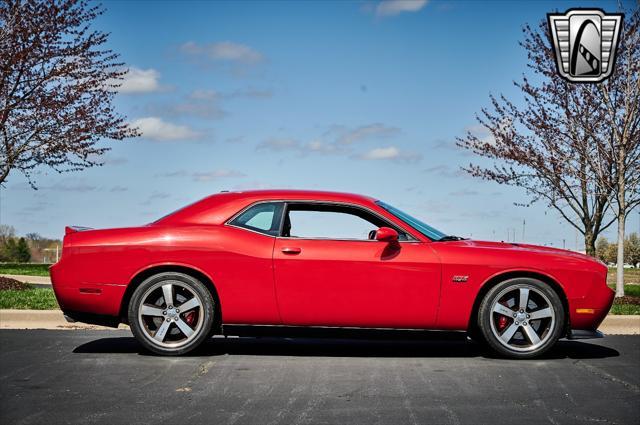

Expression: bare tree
xmin=594 ymin=10 xmax=640 ymax=296
xmin=0 ymin=224 xmax=14 ymax=241
xmin=0 ymin=0 xmax=139 ymax=188
xmin=457 ymin=9 xmax=639 ymax=261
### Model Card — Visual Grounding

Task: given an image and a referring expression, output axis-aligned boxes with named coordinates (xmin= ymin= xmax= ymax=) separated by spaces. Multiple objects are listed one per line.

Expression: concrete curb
xmin=0 ymin=310 xmax=128 ymax=330
xmin=1 ymin=274 xmax=51 ymax=287
xmin=1 ymin=310 xmax=638 ymax=334
xmin=596 ymin=315 xmax=640 ymax=335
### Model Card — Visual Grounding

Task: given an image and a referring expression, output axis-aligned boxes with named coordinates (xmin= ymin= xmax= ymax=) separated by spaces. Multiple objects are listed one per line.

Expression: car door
xmin=272 ymin=202 xmax=441 ymax=328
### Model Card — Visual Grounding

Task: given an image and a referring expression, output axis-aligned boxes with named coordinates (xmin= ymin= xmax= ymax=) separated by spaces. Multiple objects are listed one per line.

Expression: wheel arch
xmin=467 ymin=270 xmax=570 ymax=335
xmin=120 ymin=264 xmax=222 ymax=331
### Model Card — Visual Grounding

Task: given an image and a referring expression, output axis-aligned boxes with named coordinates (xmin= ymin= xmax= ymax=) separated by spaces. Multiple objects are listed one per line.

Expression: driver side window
xmin=283 ymin=203 xmax=407 ymax=241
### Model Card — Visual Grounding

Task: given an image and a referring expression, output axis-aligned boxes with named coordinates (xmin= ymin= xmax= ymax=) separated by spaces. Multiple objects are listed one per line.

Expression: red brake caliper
xmin=498 ymin=314 xmax=509 ymax=331
xmin=184 ymin=311 xmax=196 ymax=326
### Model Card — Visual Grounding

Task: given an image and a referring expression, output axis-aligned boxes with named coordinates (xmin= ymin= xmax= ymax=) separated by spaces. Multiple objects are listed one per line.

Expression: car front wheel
xmin=128 ymin=272 xmax=215 ymax=356
xmin=478 ymin=278 xmax=565 ymax=359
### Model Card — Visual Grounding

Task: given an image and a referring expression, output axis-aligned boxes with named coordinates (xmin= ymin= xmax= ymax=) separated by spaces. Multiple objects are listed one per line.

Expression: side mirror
xmin=375 ymin=227 xmax=399 ymax=242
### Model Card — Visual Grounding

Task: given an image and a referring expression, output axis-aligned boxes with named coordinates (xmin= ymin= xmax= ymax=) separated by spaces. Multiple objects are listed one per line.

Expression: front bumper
xmin=568 ymin=283 xmax=615 ymax=331
xmin=567 ymin=329 xmax=604 ymax=339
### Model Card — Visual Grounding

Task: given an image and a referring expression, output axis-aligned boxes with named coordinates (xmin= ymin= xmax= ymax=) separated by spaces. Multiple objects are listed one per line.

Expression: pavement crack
xmin=175 ymin=360 xmax=215 ymax=393
xmin=552 ymin=408 xmax=616 ymax=424
xmin=573 ymin=360 xmax=640 ymax=394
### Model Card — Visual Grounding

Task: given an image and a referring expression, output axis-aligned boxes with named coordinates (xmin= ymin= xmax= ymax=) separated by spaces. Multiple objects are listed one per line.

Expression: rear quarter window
xmin=228 ymin=202 xmax=284 ymax=236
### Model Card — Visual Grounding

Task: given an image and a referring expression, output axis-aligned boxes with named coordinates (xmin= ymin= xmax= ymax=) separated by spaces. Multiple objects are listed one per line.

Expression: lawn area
xmin=607 ymin=284 xmax=640 ymax=315
xmin=617 ymin=284 xmax=640 ymax=297
xmin=0 ymin=263 xmax=51 ymax=277
xmin=607 ymin=267 xmax=640 ymax=285
xmin=610 ymin=303 xmax=640 ymax=315
xmin=0 ymin=288 xmax=58 ymax=310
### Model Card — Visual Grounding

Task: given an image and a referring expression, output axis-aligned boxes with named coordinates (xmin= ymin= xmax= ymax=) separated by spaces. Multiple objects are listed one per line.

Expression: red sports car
xmin=50 ymin=190 xmax=614 ymax=357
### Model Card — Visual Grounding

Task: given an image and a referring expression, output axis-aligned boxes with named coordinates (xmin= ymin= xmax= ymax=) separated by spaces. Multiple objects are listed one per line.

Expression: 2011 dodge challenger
xmin=50 ymin=190 xmax=614 ymax=357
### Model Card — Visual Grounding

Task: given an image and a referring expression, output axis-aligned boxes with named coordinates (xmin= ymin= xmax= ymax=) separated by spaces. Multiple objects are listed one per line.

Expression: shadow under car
xmin=72 ymin=326 xmax=620 ymax=360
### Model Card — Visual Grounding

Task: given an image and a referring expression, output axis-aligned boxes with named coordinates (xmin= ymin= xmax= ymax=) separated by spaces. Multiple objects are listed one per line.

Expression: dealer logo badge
xmin=547 ymin=9 xmax=623 ymax=83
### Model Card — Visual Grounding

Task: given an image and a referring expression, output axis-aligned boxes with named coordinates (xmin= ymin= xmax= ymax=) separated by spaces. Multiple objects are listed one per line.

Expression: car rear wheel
xmin=478 ymin=278 xmax=564 ymax=359
xmin=128 ymin=272 xmax=215 ymax=356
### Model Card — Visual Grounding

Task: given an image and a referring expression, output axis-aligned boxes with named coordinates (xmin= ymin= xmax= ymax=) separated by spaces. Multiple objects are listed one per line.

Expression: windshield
xmin=376 ymin=201 xmax=448 ymax=241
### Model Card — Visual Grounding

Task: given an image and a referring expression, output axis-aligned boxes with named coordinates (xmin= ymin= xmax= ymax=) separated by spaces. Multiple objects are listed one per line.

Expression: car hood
xmin=437 ymin=239 xmax=598 ymax=262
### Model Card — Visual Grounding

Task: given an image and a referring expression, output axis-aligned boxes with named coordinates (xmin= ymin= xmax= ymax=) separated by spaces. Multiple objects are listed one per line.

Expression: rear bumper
xmin=50 ymin=259 xmax=126 ymax=317
xmin=63 ymin=310 xmax=120 ymax=328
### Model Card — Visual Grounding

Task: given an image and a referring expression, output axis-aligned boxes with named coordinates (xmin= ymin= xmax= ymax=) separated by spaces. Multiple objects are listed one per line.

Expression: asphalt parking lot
xmin=0 ymin=330 xmax=638 ymax=425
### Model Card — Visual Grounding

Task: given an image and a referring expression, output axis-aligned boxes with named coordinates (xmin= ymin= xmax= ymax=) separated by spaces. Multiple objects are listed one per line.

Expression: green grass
xmin=610 ymin=303 xmax=640 ymax=315
xmin=0 ymin=288 xmax=58 ymax=309
xmin=606 ymin=284 xmax=640 ymax=315
xmin=0 ymin=263 xmax=51 ymax=277
xmin=622 ymin=285 xmax=640 ymax=297
xmin=607 ymin=284 xmax=640 ymax=297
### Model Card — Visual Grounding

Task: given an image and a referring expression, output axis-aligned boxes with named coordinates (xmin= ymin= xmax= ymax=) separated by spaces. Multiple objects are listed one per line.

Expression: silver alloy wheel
xmin=489 ymin=283 xmax=556 ymax=352
xmin=137 ymin=279 xmax=205 ymax=348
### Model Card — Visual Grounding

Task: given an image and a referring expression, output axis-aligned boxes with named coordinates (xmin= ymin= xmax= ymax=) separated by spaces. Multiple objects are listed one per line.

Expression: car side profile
xmin=50 ymin=190 xmax=614 ymax=358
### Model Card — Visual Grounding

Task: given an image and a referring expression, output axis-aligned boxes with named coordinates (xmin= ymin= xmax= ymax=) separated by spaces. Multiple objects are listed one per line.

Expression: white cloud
xmin=169 ymin=101 xmax=226 ymax=119
xmin=192 ymin=169 xmax=246 ymax=182
xmin=156 ymin=170 xmax=188 ymax=178
xmin=157 ymin=169 xmax=246 ymax=182
xmin=86 ymin=153 xmax=128 ymax=165
xmin=361 ymin=146 xmax=401 ymax=159
xmin=225 ymin=136 xmax=245 ymax=144
xmin=256 ymin=123 xmax=405 ymax=158
xmin=188 ymin=90 xmax=219 ymax=101
xmin=131 ymin=117 xmax=201 ymax=141
xmin=190 ymin=88 xmax=273 ymax=100
xmin=464 ymin=122 xmax=510 ymax=147
xmin=376 ymin=0 xmax=428 ymax=17
xmin=449 ymin=189 xmax=479 ymax=196
xmin=359 ymin=146 xmax=422 ymax=162
xmin=227 ymin=87 xmax=273 ymax=99
xmin=118 ymin=67 xmax=162 ymax=93
xmin=255 ymin=123 xmax=423 ymax=164
xmin=180 ymin=41 xmax=264 ymax=64
xmin=332 ymin=123 xmax=401 ymax=145
xmin=256 ymin=138 xmax=345 ymax=155
xmin=256 ymin=138 xmax=300 ymax=151
xmin=304 ymin=140 xmax=342 ymax=154
xmin=103 ymin=156 xmax=128 ymax=165
xmin=145 ymin=85 xmax=273 ymax=122
xmin=48 ymin=181 xmax=97 ymax=192
xmin=141 ymin=191 xmax=171 ymax=206
xmin=423 ymin=164 xmax=465 ymax=178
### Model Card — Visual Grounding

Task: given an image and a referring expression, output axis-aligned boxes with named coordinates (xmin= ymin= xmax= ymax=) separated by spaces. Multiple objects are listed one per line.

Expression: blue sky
xmin=2 ymin=0 xmax=638 ymax=247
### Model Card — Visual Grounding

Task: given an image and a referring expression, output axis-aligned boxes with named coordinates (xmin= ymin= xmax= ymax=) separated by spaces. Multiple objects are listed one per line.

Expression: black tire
xmin=466 ymin=326 xmax=487 ymax=347
xmin=128 ymin=272 xmax=215 ymax=356
xmin=478 ymin=277 xmax=565 ymax=359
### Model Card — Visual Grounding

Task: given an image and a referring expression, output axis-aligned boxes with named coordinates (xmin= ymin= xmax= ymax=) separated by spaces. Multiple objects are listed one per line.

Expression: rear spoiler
xmin=65 ymin=226 xmax=93 ymax=235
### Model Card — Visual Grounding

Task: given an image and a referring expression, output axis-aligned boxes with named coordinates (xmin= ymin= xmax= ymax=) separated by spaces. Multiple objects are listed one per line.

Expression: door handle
xmin=281 ymin=247 xmax=302 ymax=255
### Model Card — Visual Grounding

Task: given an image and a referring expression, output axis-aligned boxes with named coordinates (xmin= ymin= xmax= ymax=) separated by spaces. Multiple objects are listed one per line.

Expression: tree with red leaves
xmin=0 ymin=0 xmax=139 ymax=188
